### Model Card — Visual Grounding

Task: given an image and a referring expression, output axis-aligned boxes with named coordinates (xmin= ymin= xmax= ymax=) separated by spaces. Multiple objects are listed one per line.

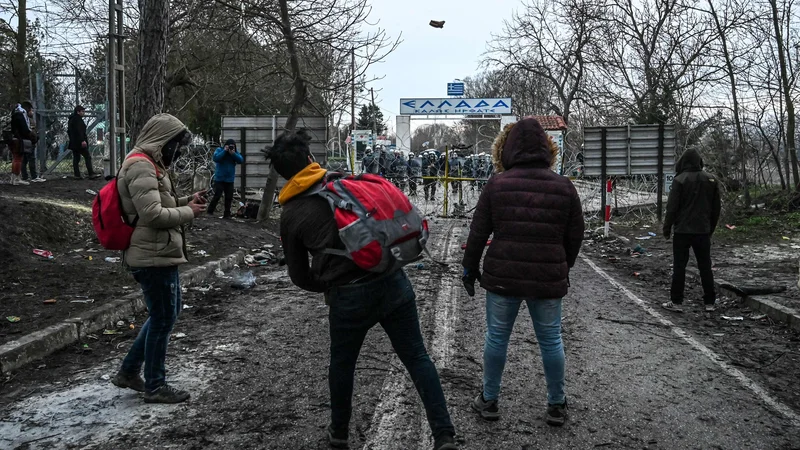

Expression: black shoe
xmin=471 ymin=392 xmax=500 ymax=421
xmin=546 ymin=399 xmax=568 ymax=426
xmin=433 ymin=432 xmax=459 ymax=450
xmin=74 ymin=174 xmax=84 ymax=180
xmin=326 ymin=424 xmax=349 ymax=449
xmin=111 ymin=370 xmax=146 ymax=392
xmin=143 ymin=384 xmax=190 ymax=404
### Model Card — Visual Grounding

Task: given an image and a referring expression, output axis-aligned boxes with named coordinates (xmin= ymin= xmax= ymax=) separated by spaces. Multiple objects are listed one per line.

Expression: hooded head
xmin=133 ymin=113 xmax=191 ymax=168
xmin=491 ymin=117 xmax=555 ymax=173
xmin=675 ymin=148 xmax=703 ymax=174
xmin=225 ymin=138 xmax=236 ymax=148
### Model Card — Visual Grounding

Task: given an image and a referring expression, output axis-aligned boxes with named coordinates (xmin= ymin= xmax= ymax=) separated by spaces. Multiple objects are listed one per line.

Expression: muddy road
xmin=1 ymin=220 xmax=799 ymax=449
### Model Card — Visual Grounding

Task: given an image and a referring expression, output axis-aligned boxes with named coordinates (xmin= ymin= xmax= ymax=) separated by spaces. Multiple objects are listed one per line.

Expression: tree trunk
xmin=770 ymin=0 xmax=800 ymax=189
xmin=130 ymin=0 xmax=170 ymax=144
xmin=256 ymin=0 xmax=308 ymax=222
xmin=14 ymin=0 xmax=27 ymax=101
xmin=709 ymin=0 xmax=749 ymax=205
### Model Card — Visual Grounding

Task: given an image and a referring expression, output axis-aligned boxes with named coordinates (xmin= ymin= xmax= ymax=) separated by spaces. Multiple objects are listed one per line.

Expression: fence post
xmin=443 ymin=146 xmax=450 ymax=217
xmin=600 ymin=127 xmax=608 ymax=233
xmin=240 ymin=127 xmax=247 ymax=196
xmin=605 ymin=178 xmax=612 ymax=238
xmin=657 ymin=123 xmax=665 ymax=223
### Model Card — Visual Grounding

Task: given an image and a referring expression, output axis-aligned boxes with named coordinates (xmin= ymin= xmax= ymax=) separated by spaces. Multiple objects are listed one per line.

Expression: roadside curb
xmin=0 ymin=250 xmax=246 ymax=374
xmin=685 ymin=267 xmax=800 ymax=332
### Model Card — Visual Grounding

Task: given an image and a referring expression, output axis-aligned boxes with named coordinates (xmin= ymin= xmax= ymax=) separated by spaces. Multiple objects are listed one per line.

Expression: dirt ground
xmin=582 ymin=216 xmax=800 ymax=414
xmin=0 ymin=178 xmax=278 ymax=345
xmin=2 ymin=221 xmax=797 ymax=450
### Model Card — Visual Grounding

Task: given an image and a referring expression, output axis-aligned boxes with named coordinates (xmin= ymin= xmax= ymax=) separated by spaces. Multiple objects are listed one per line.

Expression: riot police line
xmin=359 ymin=145 xmax=495 ymax=202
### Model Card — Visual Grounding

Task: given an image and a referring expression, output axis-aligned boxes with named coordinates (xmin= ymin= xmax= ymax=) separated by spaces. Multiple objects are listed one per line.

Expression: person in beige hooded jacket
xmin=111 ymin=114 xmax=207 ymax=404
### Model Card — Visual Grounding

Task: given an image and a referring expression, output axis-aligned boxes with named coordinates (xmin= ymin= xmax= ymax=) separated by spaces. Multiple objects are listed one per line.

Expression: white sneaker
xmin=661 ymin=302 xmax=683 ymax=313
xmin=12 ymin=174 xmax=29 ymax=186
xmin=32 ymin=177 xmax=46 ymax=183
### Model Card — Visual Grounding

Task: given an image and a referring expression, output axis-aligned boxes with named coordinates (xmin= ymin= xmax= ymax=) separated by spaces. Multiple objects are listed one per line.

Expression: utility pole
xmin=15 ymin=0 xmax=27 ymax=101
xmin=75 ymin=67 xmax=80 ymax=107
xmin=370 ymin=87 xmax=376 ymax=138
xmin=351 ymin=48 xmax=355 ymax=132
xmin=107 ymin=0 xmax=127 ymax=177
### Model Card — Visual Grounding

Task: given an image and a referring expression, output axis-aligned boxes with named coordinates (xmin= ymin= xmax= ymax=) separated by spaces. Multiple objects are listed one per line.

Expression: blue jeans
xmin=483 ymin=291 xmax=565 ymax=405
xmin=327 ymin=270 xmax=455 ymax=439
xmin=121 ymin=266 xmax=182 ymax=392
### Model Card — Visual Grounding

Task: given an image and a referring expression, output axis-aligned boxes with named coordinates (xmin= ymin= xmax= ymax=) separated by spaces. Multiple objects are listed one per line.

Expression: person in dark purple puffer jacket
xmin=462 ymin=116 xmax=584 ymax=426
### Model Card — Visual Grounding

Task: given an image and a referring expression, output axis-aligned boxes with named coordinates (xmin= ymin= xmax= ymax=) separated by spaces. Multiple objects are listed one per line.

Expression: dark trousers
xmin=208 ymin=181 xmax=235 ymax=217
xmin=409 ymin=178 xmax=418 ymax=196
xmin=121 ymin=266 xmax=182 ymax=392
xmin=72 ymin=148 xmax=95 ymax=177
xmin=21 ymin=152 xmax=37 ymax=179
xmin=423 ymin=178 xmax=437 ymax=200
xmin=327 ymin=270 xmax=455 ymax=439
xmin=671 ymin=233 xmax=716 ymax=305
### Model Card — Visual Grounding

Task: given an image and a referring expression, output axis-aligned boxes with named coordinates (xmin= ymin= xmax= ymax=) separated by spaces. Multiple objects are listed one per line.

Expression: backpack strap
xmin=123 ymin=152 xmax=160 ymax=176
xmin=119 ymin=152 xmax=160 ymax=228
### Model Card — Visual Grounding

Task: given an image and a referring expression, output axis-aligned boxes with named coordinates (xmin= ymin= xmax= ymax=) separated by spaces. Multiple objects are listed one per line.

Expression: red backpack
xmin=313 ymin=173 xmax=429 ymax=273
xmin=92 ymin=153 xmax=157 ymax=250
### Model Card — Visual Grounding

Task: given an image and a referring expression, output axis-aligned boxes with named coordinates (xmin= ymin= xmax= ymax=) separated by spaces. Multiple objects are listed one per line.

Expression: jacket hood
xmin=133 ymin=113 xmax=189 ymax=167
xmin=676 ymin=149 xmax=703 ymax=174
xmin=493 ymin=117 xmax=555 ymax=172
xmin=278 ymin=163 xmax=327 ymax=205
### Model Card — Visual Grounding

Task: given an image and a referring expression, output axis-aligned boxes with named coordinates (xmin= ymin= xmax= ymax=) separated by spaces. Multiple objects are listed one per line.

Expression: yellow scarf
xmin=278 ymin=163 xmax=327 ymax=205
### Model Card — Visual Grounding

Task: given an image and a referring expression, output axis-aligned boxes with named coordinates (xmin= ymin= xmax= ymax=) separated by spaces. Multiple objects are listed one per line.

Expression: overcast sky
xmin=366 ymin=0 xmax=522 ymax=132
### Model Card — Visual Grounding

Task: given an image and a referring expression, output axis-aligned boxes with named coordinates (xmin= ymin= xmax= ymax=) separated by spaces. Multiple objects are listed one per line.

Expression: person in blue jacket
xmin=208 ymin=139 xmax=243 ymax=218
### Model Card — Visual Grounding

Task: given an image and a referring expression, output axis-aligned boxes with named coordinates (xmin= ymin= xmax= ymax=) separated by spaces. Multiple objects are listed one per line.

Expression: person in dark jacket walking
xmin=208 ymin=139 xmax=243 ymax=218
xmin=267 ymin=130 xmax=458 ymax=450
xmin=662 ymin=149 xmax=721 ymax=313
xmin=462 ymin=117 xmax=584 ymax=427
xmin=68 ymin=105 xmax=96 ymax=179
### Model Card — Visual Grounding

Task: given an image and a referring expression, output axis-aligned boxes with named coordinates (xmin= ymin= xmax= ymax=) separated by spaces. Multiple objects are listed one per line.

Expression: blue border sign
xmin=399 ymin=98 xmax=512 ymax=115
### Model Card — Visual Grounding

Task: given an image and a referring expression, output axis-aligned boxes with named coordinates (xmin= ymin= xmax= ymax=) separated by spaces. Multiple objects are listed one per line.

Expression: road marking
xmin=582 ymin=255 xmax=800 ymax=427
xmin=364 ymin=221 xmax=461 ymax=449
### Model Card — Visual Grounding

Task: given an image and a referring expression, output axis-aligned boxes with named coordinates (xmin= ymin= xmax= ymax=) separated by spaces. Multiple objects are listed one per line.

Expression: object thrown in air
xmin=429 ymin=20 xmax=445 ymax=28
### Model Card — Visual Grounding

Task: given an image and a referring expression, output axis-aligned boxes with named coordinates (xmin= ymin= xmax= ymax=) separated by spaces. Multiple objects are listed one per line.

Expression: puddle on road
xmin=0 ymin=358 xmax=217 ymax=449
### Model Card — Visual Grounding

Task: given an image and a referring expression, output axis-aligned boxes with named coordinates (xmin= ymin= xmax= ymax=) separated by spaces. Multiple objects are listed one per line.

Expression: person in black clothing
xmin=266 ymin=130 xmax=458 ymax=450
xmin=68 ymin=105 xmax=96 ymax=179
xmin=422 ymin=150 xmax=441 ymax=201
xmin=662 ymin=149 xmax=722 ymax=313
xmin=9 ymin=102 xmax=38 ymax=185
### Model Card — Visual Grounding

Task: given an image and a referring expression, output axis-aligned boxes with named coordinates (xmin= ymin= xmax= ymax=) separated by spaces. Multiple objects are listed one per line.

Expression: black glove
xmin=462 ymin=268 xmax=481 ymax=297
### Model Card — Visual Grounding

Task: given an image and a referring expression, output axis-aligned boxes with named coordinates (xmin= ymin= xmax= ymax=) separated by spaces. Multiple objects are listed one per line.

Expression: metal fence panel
xmin=584 ymin=125 xmax=675 ymax=176
xmin=221 ymin=116 xmax=327 ymax=193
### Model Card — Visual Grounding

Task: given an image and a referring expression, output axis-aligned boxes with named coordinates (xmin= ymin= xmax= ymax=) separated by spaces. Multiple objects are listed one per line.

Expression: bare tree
xmin=211 ymin=0 xmax=399 ymax=221
xmin=707 ymin=0 xmax=755 ymax=204
xmin=130 ymin=0 xmax=170 ymax=142
xmin=768 ymin=0 xmax=800 ymax=189
xmin=486 ymin=0 xmax=599 ymax=125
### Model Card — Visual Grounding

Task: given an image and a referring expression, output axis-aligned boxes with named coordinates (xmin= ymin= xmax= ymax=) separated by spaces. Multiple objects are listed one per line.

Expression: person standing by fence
xmin=9 ymin=102 xmax=38 ymax=185
xmin=208 ymin=139 xmax=243 ymax=219
xmin=68 ymin=105 xmax=97 ymax=179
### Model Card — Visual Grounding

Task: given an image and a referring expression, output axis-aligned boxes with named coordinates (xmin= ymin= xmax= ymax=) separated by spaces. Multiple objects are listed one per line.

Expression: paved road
xmin=1 ymin=220 xmax=798 ymax=449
